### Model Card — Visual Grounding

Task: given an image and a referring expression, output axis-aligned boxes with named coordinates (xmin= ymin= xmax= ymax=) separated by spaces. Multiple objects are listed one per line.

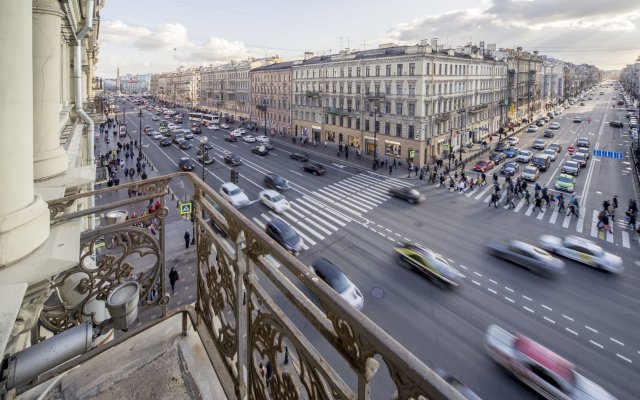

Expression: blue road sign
xmin=592 ymin=149 xmax=623 ymax=159
xmin=180 ymin=202 xmax=192 ymax=215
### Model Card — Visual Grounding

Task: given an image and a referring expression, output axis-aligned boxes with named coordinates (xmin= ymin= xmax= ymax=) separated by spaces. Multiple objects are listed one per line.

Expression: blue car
xmin=503 ymin=147 xmax=518 ymax=158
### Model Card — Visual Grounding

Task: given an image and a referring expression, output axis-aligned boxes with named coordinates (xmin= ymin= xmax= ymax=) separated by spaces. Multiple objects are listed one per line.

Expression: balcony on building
xmin=304 ymin=90 xmax=320 ymax=98
xmin=365 ymin=91 xmax=385 ymax=100
xmin=3 ymin=173 xmax=465 ymax=400
xmin=324 ymin=106 xmax=356 ymax=116
xmin=468 ymin=103 xmax=489 ymax=114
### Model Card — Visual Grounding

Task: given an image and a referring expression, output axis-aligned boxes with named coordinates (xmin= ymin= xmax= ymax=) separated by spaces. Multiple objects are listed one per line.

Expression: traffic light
xmin=230 ymin=169 xmax=239 ymax=184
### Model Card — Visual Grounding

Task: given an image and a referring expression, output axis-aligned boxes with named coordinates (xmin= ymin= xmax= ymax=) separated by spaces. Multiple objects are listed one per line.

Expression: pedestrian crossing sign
xmin=180 ymin=202 xmax=192 ymax=215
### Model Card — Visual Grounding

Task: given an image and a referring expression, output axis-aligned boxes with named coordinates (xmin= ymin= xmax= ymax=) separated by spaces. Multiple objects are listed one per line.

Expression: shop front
xmin=364 ymin=136 xmax=376 ymax=156
xmin=312 ymin=126 xmax=321 ymax=143
xmin=348 ymin=135 xmax=360 ymax=149
xmin=384 ymin=140 xmax=402 ymax=159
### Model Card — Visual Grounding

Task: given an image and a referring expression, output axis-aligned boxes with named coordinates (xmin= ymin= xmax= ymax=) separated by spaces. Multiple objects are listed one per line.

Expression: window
xmin=340 ymin=68 xmax=344 ymax=77
xmin=348 ymin=67 xmax=352 ymax=77
xmin=384 ymin=122 xmax=390 ymax=135
xmin=355 ymin=118 xmax=360 ymax=129
xmin=425 ymin=84 xmax=429 ymax=95
xmin=356 ymin=83 xmax=361 ymax=94
xmin=385 ymin=102 xmax=391 ymax=114
xmin=408 ymin=124 xmax=415 ymax=138
xmin=396 ymin=123 xmax=402 ymax=136
xmin=356 ymin=67 xmax=361 ymax=77
xmin=366 ymin=66 xmax=370 ymax=77
xmin=374 ymin=83 xmax=380 ymax=95
xmin=355 ymin=99 xmax=360 ymax=111
xmin=408 ymin=103 xmax=415 ymax=116
xmin=396 ymin=83 xmax=403 ymax=96
xmin=396 ymin=101 xmax=403 ymax=115
xmin=339 ymin=83 xmax=344 ymax=93
xmin=385 ymin=83 xmax=391 ymax=94
xmin=375 ymin=66 xmax=380 ymax=76
xmin=386 ymin=65 xmax=391 ymax=76
xmin=409 ymin=63 xmax=415 ymax=75
xmin=397 ymin=64 xmax=403 ymax=76
xmin=375 ymin=120 xmax=380 ymax=133
xmin=365 ymin=119 xmax=370 ymax=131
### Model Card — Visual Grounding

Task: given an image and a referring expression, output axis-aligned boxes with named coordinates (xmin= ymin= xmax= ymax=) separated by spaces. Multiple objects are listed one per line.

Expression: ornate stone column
xmin=0 ymin=0 xmax=50 ymax=266
xmin=32 ymin=0 xmax=68 ymax=180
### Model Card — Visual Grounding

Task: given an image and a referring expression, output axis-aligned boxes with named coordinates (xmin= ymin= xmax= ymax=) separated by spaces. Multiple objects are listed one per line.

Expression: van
xmin=532 ymin=153 xmax=551 ymax=171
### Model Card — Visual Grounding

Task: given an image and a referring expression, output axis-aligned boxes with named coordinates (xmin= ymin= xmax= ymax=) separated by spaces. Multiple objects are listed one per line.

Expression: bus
xmin=201 ymin=114 xmax=219 ymax=125
xmin=189 ymin=112 xmax=203 ymax=122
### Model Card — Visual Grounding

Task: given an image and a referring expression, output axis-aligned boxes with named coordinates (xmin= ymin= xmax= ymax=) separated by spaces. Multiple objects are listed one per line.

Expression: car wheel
xmin=409 ymin=198 xmax=416 ymax=204
xmin=400 ymin=257 xmax=414 ymax=271
xmin=313 ymin=171 xmax=318 ymax=176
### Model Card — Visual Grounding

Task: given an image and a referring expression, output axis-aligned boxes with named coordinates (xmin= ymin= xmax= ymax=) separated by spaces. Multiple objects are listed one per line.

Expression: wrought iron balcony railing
xmin=37 ymin=173 xmax=464 ymax=400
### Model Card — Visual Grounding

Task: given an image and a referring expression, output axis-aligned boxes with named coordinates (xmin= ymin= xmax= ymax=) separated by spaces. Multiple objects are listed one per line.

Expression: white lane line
xmin=565 ymin=328 xmax=579 ymax=336
xmin=562 ymin=314 xmax=574 ymax=322
xmin=505 ymin=286 xmax=514 ymax=293
xmin=385 ymin=228 xmax=392 ymax=232
xmin=522 ymin=295 xmax=533 ymax=302
xmin=505 ymin=297 xmax=515 ymax=303
xmin=489 ymin=279 xmax=497 ymax=284
xmin=488 ymin=288 xmax=498 ymax=294
xmin=617 ymin=354 xmax=632 ymax=364
xmin=524 ymin=204 xmax=534 ymax=216
xmin=536 ymin=209 xmax=546 ymax=220
xmin=252 ymin=217 xmax=266 ymax=229
xmin=544 ymin=316 xmax=556 ymax=324
xmin=610 ymin=337 xmax=624 ymax=346
xmin=523 ymin=306 xmax=535 ymax=313
xmin=459 ymin=265 xmax=468 ymax=270
xmin=590 ymin=340 xmax=604 ymax=349
xmin=549 ymin=210 xmax=558 ymax=224
xmin=585 ymin=325 xmax=598 ymax=334
xmin=473 ymin=271 xmax=482 ymax=277
xmin=472 ymin=280 xmax=481 ymax=286
xmin=406 ymin=237 xmax=413 ymax=242
xmin=576 ymin=213 xmax=585 ymax=233
xmin=622 ymin=231 xmax=630 ymax=248
xmin=288 ymin=170 xmax=304 ymax=176
xmin=606 ymin=230 xmax=614 ymax=243
xmin=562 ymin=214 xmax=571 ymax=228
xmin=458 ymin=273 xmax=466 ymax=279
xmin=475 ymin=187 xmax=491 ymax=200
xmin=542 ymin=304 xmax=552 ymax=311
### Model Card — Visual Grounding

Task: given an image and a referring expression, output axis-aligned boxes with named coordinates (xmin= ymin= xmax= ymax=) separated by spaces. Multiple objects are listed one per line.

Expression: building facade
xmin=151 ymin=67 xmax=201 ymax=109
xmin=621 ymin=56 xmax=640 ymax=99
xmin=250 ymin=61 xmax=294 ymax=135
xmin=498 ymin=48 xmax=544 ymax=125
xmin=119 ymin=73 xmax=151 ymax=95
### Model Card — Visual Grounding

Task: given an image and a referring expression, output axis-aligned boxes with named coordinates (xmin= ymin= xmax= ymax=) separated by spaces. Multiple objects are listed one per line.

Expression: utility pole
xmin=138 ymin=108 xmax=143 ymax=156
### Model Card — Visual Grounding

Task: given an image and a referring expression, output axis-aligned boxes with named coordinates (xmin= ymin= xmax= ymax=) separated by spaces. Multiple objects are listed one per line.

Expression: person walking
xmin=388 ymin=165 xmax=393 ymax=175
xmin=506 ymin=192 xmax=516 ymax=209
xmin=533 ymin=196 xmax=543 ymax=212
xmin=184 ymin=230 xmax=191 ymax=249
xmin=490 ymin=192 xmax=499 ymax=208
xmin=169 ymin=267 xmax=179 ymax=294
xmin=557 ymin=193 xmax=565 ymax=213
xmin=524 ymin=190 xmax=531 ymax=205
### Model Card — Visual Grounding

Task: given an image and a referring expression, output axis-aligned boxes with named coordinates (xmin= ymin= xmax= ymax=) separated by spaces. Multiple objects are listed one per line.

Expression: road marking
xmin=488 ymin=288 xmax=497 ymax=294
xmin=585 ymin=325 xmax=598 ymax=334
xmin=617 ymin=354 xmax=632 ymax=363
xmin=536 ymin=209 xmax=546 ymax=220
xmin=562 ymin=214 xmax=571 ymax=228
xmin=288 ymin=170 xmax=303 ymax=176
xmin=459 ymin=265 xmax=468 ymax=270
xmin=252 ymin=217 xmax=266 ymax=229
xmin=622 ymin=231 xmax=630 ymax=248
xmin=523 ymin=306 xmax=535 ymax=313
xmin=543 ymin=316 xmax=555 ymax=324
xmin=472 ymin=280 xmax=481 ymax=286
xmin=473 ymin=271 xmax=482 ymax=277
xmin=489 ymin=279 xmax=497 ymax=284
xmin=505 ymin=296 xmax=515 ymax=303
xmin=549 ymin=210 xmax=558 ymax=224
xmin=610 ymin=337 xmax=624 ymax=346
xmin=525 ymin=204 xmax=535 ymax=216
xmin=565 ymin=328 xmax=579 ymax=336
xmin=562 ymin=314 xmax=574 ymax=322
xmin=505 ymin=286 xmax=514 ymax=293
xmin=522 ymin=295 xmax=532 ymax=302
xmin=541 ymin=304 xmax=552 ymax=311
xmin=590 ymin=340 xmax=604 ymax=349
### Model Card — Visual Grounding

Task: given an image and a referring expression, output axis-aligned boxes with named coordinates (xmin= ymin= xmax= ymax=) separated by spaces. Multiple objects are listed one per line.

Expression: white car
xmin=507 ymin=137 xmax=519 ymax=145
xmin=230 ymin=129 xmax=243 ymax=137
xmin=255 ymin=135 xmax=269 ymax=143
xmin=527 ymin=125 xmax=538 ymax=132
xmin=219 ymin=182 xmax=250 ymax=208
xmin=153 ymin=132 xmax=163 ymax=140
xmin=243 ymin=135 xmax=256 ymax=143
xmin=231 ymin=128 xmax=246 ymax=135
xmin=258 ymin=189 xmax=290 ymax=213
xmin=220 ymin=123 xmax=230 ymax=129
xmin=516 ymin=150 xmax=533 ymax=163
xmin=538 ymin=235 xmax=623 ymax=273
xmin=549 ymin=122 xmax=560 ymax=130
xmin=167 ymin=123 xmax=177 ymax=130
xmin=207 ymin=124 xmax=219 ymax=130
xmin=543 ymin=148 xmax=558 ymax=161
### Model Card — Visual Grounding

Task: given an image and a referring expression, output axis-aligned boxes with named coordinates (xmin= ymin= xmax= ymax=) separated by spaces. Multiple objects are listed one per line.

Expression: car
xmin=220 ymin=123 xmax=230 ymax=129
xmin=224 ymin=135 xmax=237 ymax=142
xmin=172 ymin=133 xmax=185 ymax=144
xmin=516 ymin=150 xmax=533 ymax=163
xmin=486 ymin=240 xmax=566 ymax=276
xmin=290 ymin=152 xmax=310 ymax=162
xmin=500 ymin=162 xmax=520 ymax=176
xmin=506 ymin=136 xmax=519 ymax=145
xmin=532 ymin=139 xmax=546 ymax=150
xmin=259 ymin=189 xmax=290 ymax=213
xmin=503 ymin=147 xmax=518 ymax=158
xmin=549 ymin=122 xmax=560 ymax=130
xmin=158 ymin=126 xmax=168 ymax=134
xmin=143 ymin=125 xmax=152 ymax=133
xmin=547 ymin=143 xmax=562 ymax=153
xmin=572 ymin=152 xmax=588 ymax=168
xmin=152 ymin=116 xmax=160 ymax=121
xmin=266 ymin=218 xmax=304 ymax=256
xmin=561 ymin=161 xmax=580 ymax=176
xmin=532 ymin=153 xmax=551 ymax=171
xmin=167 ymin=123 xmax=177 ymax=130
xmin=219 ymin=182 xmax=250 ymax=208
xmin=521 ymin=166 xmax=539 ymax=181
xmin=541 ymin=148 xmax=557 ymax=161
xmin=543 ymin=129 xmax=554 ymax=138
xmin=146 ymin=128 xmax=156 ymax=136
xmin=554 ymin=174 xmax=576 ymax=193
xmin=576 ymin=137 xmax=590 ymax=147
xmin=535 ymin=119 xmax=544 ymax=127
xmin=527 ymin=125 xmax=538 ymax=132
xmin=190 ymin=126 xmax=202 ymax=135
xmin=473 ymin=159 xmax=495 ymax=172
xmin=251 ymin=145 xmax=269 ymax=156
xmin=263 ymin=174 xmax=290 ymax=191
xmin=160 ymin=137 xmax=172 ymax=146
xmin=609 ymin=121 xmax=623 ymax=128
xmin=263 ymin=143 xmax=274 ymax=151
xmin=242 ymin=135 xmax=256 ymax=143
xmin=179 ymin=141 xmax=192 ymax=150
xmin=572 ymin=116 xmax=582 ymax=123
xmin=191 ymin=122 xmax=202 ymax=128
xmin=302 ymin=162 xmax=326 ymax=175
xmin=434 ymin=369 xmax=482 ymax=400
xmin=310 ymin=258 xmax=363 ymax=309
xmin=196 ymin=150 xmax=215 ymax=165
xmin=388 ymin=186 xmax=425 ymax=204
xmin=485 ymin=324 xmax=616 ymax=400
xmin=489 ymin=152 xmax=506 ymax=165
xmin=494 ymin=142 xmax=509 ymax=152
xmin=538 ymin=234 xmax=623 ymax=273
xmin=153 ymin=132 xmax=164 ymax=140
xmin=207 ymin=124 xmax=219 ymax=130
xmin=184 ymin=131 xmax=194 ymax=139
xmin=231 ymin=128 xmax=246 ymax=136
xmin=223 ymin=153 xmax=242 ymax=166
xmin=577 ymin=147 xmax=590 ymax=159
xmin=394 ymin=243 xmax=463 ymax=287
xmin=546 ymin=111 xmax=555 ymax=119
xmin=178 ymin=157 xmax=195 ymax=171
xmin=255 ymin=135 xmax=269 ymax=143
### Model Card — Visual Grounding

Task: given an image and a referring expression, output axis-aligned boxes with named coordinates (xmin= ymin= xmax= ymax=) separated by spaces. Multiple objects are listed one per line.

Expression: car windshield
xmin=557 ymin=175 xmax=573 ymax=183
xmin=328 ymin=273 xmax=351 ymax=293
xmin=280 ymin=226 xmax=299 ymax=242
xmin=574 ymin=154 xmax=585 ymax=160
xmin=504 ymin=163 xmax=516 ymax=168
xmin=519 ymin=151 xmax=530 ymax=156
xmin=271 ymin=194 xmax=284 ymax=202
xmin=524 ymin=167 xmax=536 ymax=174
xmin=565 ymin=161 xmax=578 ymax=168
xmin=544 ymin=149 xmax=555 ymax=155
xmin=478 ymin=161 xmax=488 ymax=166
xmin=228 ymin=188 xmax=242 ymax=196
xmin=272 ymin=176 xmax=285 ymax=184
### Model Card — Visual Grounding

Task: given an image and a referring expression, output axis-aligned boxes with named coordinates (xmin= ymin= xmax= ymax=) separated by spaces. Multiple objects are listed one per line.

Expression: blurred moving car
xmin=266 ymin=218 xmax=304 ymax=256
xmin=223 ymin=153 xmax=242 ymax=166
xmin=207 ymin=124 xmax=219 ymax=130
xmin=290 ymin=152 xmax=310 ymax=162
xmin=503 ymin=147 xmax=518 ymax=158
xmin=310 ymin=258 xmax=364 ymax=310
xmin=220 ymin=123 xmax=230 ymax=129
xmin=153 ymin=132 xmax=163 ymax=140
xmin=178 ymin=157 xmax=195 ymax=171
xmin=490 ymin=152 xmax=506 ymax=165
xmin=224 ymin=135 xmax=237 ymax=142
xmin=572 ymin=116 xmax=582 ymax=123
xmin=219 ymin=182 xmax=249 ymax=208
xmin=302 ymin=162 xmax=326 ymax=175
xmin=394 ymin=243 xmax=463 ymax=287
xmin=263 ymin=174 xmax=290 ymax=191
xmin=527 ymin=125 xmax=538 ymax=132
xmin=259 ymin=189 xmax=290 ymax=213
xmin=486 ymin=240 xmax=565 ymax=276
xmin=242 ymin=135 xmax=256 ymax=143
xmin=485 ymin=324 xmax=616 ymax=400
xmin=538 ymin=234 xmax=623 ymax=273
xmin=255 ymin=135 xmax=269 ymax=143
xmin=388 ymin=186 xmax=425 ymax=204
xmin=507 ymin=136 xmax=520 ymax=146
xmin=434 ymin=369 xmax=482 ymax=400
xmin=251 ymin=145 xmax=269 ymax=156
xmin=549 ymin=122 xmax=560 ymax=129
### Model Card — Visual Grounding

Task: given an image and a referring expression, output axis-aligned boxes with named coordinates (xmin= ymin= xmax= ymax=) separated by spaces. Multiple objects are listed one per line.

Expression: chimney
xmin=304 ymin=51 xmax=314 ymax=61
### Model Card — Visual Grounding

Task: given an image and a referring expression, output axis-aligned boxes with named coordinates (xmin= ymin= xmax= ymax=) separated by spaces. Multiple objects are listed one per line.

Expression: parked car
xmin=388 ymin=186 xmax=425 ymax=204
xmin=486 ymin=240 xmax=566 ymax=276
xmin=178 ymin=157 xmax=195 ymax=171
xmin=302 ymin=162 xmax=326 ymax=175
xmin=310 ymin=258 xmax=364 ymax=309
xmin=223 ymin=153 xmax=242 ymax=166
xmin=219 ymin=182 xmax=249 ymax=208
xmin=263 ymin=174 xmax=290 ymax=191
xmin=538 ymin=234 xmax=623 ymax=273
xmin=473 ymin=159 xmax=495 ymax=172
xmin=266 ymin=218 xmax=304 ymax=256
xmin=290 ymin=152 xmax=310 ymax=162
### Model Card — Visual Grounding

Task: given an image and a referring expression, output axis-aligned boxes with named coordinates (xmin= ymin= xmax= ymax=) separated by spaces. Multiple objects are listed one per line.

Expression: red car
xmin=224 ymin=135 xmax=237 ymax=142
xmin=473 ymin=159 xmax=495 ymax=172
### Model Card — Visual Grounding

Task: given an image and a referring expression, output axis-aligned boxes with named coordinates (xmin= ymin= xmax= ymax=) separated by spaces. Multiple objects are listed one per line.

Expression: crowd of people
xmin=97 ymin=118 xmax=148 ymax=187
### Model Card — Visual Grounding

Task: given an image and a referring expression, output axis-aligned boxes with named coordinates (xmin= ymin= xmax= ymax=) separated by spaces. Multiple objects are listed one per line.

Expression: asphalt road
xmin=113 ymin=89 xmax=640 ymax=399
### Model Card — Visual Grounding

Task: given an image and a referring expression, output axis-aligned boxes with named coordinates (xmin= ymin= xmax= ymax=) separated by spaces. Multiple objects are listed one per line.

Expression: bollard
xmin=177 ymin=200 xmax=179 ymax=208
xmin=171 ymin=192 xmax=175 ymax=200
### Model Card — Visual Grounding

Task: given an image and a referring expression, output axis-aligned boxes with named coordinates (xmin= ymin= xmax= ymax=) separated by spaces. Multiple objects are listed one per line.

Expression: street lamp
xmin=256 ymin=100 xmax=267 ymax=134
xmin=369 ymin=105 xmax=381 ymax=168
xmin=199 ymin=136 xmax=209 ymax=183
xmin=138 ymin=108 xmax=143 ymax=156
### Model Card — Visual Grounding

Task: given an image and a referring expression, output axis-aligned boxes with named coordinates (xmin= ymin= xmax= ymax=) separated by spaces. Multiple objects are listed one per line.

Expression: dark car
xmin=389 ymin=186 xmax=425 ymax=204
xmin=224 ymin=135 xmax=237 ymax=142
xmin=191 ymin=126 xmax=202 ymax=134
xmin=223 ymin=153 xmax=242 ymax=166
xmin=543 ymin=129 xmax=555 ymax=138
xmin=263 ymin=143 xmax=274 ymax=150
xmin=290 ymin=152 xmax=309 ymax=162
xmin=178 ymin=157 xmax=195 ymax=171
xmin=486 ymin=240 xmax=565 ymax=276
xmin=500 ymin=162 xmax=520 ymax=176
xmin=160 ymin=137 xmax=172 ymax=146
xmin=265 ymin=218 xmax=304 ymax=255
xmin=435 ymin=369 xmax=482 ymax=400
xmin=179 ymin=141 xmax=192 ymax=150
xmin=609 ymin=121 xmax=623 ymax=128
xmin=490 ymin=152 xmax=506 ymax=165
xmin=503 ymin=146 xmax=518 ymax=158
xmin=495 ymin=142 xmax=508 ymax=152
xmin=251 ymin=145 xmax=269 ymax=156
xmin=303 ymin=162 xmax=326 ymax=175
xmin=263 ymin=174 xmax=290 ymax=191
xmin=310 ymin=258 xmax=364 ymax=309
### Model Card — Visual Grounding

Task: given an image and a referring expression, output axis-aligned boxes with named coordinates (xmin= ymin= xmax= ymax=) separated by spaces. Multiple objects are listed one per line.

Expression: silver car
xmin=486 ymin=240 xmax=566 ymax=276
xmin=538 ymin=235 xmax=623 ymax=273
xmin=562 ymin=160 xmax=580 ymax=176
xmin=543 ymin=148 xmax=558 ymax=161
xmin=521 ymin=166 xmax=539 ymax=181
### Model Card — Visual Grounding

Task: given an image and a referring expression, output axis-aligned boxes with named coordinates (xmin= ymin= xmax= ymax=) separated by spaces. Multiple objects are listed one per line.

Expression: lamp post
xmin=369 ymin=105 xmax=381 ymax=167
xmin=256 ymin=100 xmax=267 ymax=134
xmin=459 ymin=108 xmax=466 ymax=162
xmin=200 ymin=136 xmax=209 ymax=183
xmin=138 ymin=108 xmax=143 ymax=156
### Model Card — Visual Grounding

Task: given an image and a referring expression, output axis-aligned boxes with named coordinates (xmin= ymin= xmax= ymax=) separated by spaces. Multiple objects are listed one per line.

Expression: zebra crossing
xmin=251 ymin=174 xmax=412 ymax=250
xmin=434 ymin=182 xmax=637 ymax=249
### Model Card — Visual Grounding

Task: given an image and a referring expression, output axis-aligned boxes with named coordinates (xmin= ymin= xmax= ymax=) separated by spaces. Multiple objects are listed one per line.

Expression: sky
xmin=96 ymin=0 xmax=640 ymax=78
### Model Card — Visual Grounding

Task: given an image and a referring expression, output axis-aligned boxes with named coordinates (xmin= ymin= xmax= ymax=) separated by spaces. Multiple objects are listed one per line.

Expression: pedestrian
xmin=557 ymin=194 xmax=565 ymax=213
xmin=533 ymin=196 xmax=543 ymax=212
xmin=506 ymin=192 xmax=515 ymax=208
xmin=184 ymin=230 xmax=191 ymax=249
xmin=324 ymin=140 xmax=327 ymax=148
xmin=524 ymin=190 xmax=531 ymax=205
xmin=345 ymin=150 xmax=348 ymax=160
xmin=169 ymin=267 xmax=179 ymax=294
xmin=389 ymin=165 xmax=393 ymax=175
xmin=129 ymin=168 xmax=135 ymax=181
xmin=490 ymin=192 xmax=499 ymax=208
